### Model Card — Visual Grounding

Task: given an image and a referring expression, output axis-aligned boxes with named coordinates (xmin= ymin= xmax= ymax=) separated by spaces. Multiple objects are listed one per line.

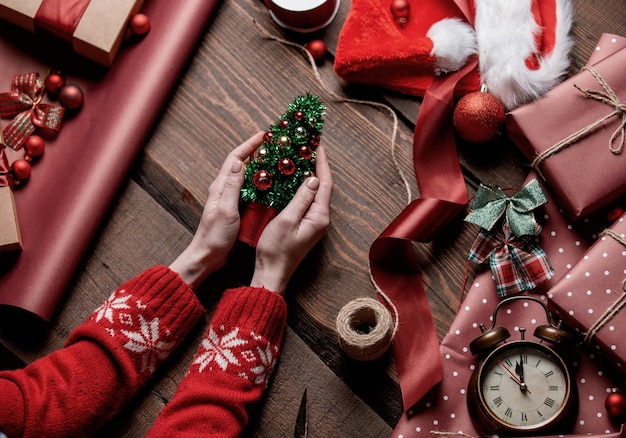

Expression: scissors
xmin=294 ymin=388 xmax=308 ymax=438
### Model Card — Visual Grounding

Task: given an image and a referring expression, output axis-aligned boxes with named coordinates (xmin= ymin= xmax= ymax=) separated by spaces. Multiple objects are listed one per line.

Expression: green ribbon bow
xmin=465 ymin=179 xmax=548 ymax=237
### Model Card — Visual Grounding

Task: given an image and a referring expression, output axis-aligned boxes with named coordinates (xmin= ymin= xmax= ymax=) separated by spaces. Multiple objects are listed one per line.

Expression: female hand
xmin=250 ymin=144 xmax=333 ymax=295
xmin=170 ymin=132 xmax=265 ymax=288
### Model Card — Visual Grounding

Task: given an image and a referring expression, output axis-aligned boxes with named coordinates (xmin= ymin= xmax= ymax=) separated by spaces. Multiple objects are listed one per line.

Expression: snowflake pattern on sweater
xmin=91 ymin=288 xmax=177 ymax=374
xmin=191 ymin=324 xmax=279 ymax=388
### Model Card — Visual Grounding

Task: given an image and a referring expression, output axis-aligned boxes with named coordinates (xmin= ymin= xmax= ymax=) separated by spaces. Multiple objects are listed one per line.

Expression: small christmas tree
xmin=238 ymin=94 xmax=325 ymax=246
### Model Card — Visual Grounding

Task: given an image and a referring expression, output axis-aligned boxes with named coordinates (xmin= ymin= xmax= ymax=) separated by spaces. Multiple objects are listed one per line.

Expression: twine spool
xmin=336 ymin=297 xmax=395 ymax=361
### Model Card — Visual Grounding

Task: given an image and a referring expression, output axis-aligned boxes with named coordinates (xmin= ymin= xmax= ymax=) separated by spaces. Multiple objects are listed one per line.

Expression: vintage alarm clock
xmin=467 ymin=296 xmax=579 ymax=436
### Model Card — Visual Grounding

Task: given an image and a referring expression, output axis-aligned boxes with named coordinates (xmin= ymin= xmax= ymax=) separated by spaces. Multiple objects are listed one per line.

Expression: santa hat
xmin=334 ymin=0 xmax=573 ymax=110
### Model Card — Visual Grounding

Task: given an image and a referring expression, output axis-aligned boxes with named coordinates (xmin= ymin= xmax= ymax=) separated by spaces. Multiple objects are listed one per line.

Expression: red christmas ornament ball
xmin=606 ymin=391 xmax=626 ymax=417
xmin=305 ymin=40 xmax=327 ymax=63
xmin=130 ymin=13 xmax=151 ymax=35
xmin=390 ymin=0 xmax=411 ymax=18
xmin=253 ymin=170 xmax=273 ymax=190
xmin=24 ymin=135 xmax=45 ymax=158
xmin=299 ymin=145 xmax=313 ymax=160
xmin=44 ymin=72 xmax=66 ymax=93
xmin=278 ymin=157 xmax=296 ymax=175
xmin=453 ymin=91 xmax=506 ymax=143
xmin=12 ymin=159 xmax=31 ymax=181
xmin=59 ymin=84 xmax=84 ymax=110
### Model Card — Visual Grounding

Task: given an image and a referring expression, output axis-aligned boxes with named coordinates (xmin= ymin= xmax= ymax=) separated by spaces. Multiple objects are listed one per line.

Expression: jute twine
xmin=335 ymin=297 xmax=395 ymax=361
xmin=252 ymin=18 xmax=405 ymax=360
xmin=531 ymin=66 xmax=625 ymax=172
xmin=582 ymin=228 xmax=626 ymax=345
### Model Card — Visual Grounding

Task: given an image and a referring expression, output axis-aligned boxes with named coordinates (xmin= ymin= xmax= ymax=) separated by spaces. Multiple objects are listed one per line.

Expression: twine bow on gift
xmin=464 ymin=179 xmax=548 ymax=237
xmin=0 ymin=72 xmax=64 ymax=150
xmin=531 ymin=66 xmax=625 ymax=171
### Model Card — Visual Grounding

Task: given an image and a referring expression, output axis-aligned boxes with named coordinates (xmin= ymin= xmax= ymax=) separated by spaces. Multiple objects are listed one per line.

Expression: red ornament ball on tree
xmin=59 ymin=84 xmax=84 ymax=110
xmin=278 ymin=157 xmax=296 ymax=175
xmin=305 ymin=40 xmax=327 ymax=63
xmin=605 ymin=391 xmax=626 ymax=417
xmin=453 ymin=91 xmax=506 ymax=143
xmin=253 ymin=170 xmax=273 ymax=190
xmin=44 ymin=72 xmax=66 ymax=93
xmin=24 ymin=135 xmax=45 ymax=158
xmin=12 ymin=159 xmax=31 ymax=181
xmin=299 ymin=145 xmax=313 ymax=159
xmin=130 ymin=13 xmax=151 ymax=35
xmin=263 ymin=131 xmax=273 ymax=143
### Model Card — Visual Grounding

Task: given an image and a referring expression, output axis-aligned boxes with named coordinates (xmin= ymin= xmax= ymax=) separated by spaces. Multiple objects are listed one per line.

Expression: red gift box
xmin=0 ymin=0 xmax=145 ymax=66
xmin=392 ymin=173 xmax=624 ymax=437
xmin=548 ymin=213 xmax=626 ymax=375
xmin=507 ymin=45 xmax=626 ymax=220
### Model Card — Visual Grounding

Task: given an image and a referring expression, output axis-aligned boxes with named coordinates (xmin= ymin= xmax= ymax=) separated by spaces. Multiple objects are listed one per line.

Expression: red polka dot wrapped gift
xmin=548 ymin=212 xmax=626 ymax=377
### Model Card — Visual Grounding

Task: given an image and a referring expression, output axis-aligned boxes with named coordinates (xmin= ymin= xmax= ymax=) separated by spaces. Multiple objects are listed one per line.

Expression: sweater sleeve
xmin=0 ymin=265 xmax=205 ymax=438
xmin=147 ymin=286 xmax=288 ymax=438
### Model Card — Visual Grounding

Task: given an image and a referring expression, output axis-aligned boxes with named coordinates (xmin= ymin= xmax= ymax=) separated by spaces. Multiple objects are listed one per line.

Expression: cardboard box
xmin=0 ymin=0 xmax=145 ymax=66
xmin=0 ymin=185 xmax=22 ymax=253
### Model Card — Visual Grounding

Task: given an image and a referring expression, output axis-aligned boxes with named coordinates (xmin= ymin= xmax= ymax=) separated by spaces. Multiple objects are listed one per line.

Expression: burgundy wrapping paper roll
xmin=507 ymin=46 xmax=626 ymax=220
xmin=392 ymin=173 xmax=625 ymax=438
xmin=548 ymin=213 xmax=626 ymax=376
xmin=0 ymin=0 xmax=222 ymax=320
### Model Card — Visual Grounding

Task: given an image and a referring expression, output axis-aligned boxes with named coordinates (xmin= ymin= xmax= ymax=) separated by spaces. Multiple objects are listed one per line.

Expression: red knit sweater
xmin=0 ymin=265 xmax=287 ymax=437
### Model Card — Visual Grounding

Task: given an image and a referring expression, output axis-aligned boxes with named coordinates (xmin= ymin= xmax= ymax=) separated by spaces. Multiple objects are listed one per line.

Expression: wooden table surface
xmin=1 ymin=0 xmax=625 ymax=436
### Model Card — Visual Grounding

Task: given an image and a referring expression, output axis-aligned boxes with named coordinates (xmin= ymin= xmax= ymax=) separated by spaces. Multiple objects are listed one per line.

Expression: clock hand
xmin=515 ymin=356 xmax=528 ymax=393
xmin=498 ymin=359 xmax=531 ymax=394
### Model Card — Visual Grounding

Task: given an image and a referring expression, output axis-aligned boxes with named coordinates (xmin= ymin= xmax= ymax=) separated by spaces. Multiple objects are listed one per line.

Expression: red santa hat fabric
xmin=334 ymin=0 xmax=574 ymax=110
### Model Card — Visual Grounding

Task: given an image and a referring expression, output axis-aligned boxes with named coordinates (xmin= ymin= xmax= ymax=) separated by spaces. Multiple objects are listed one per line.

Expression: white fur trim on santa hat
xmin=475 ymin=0 xmax=574 ymax=110
xmin=428 ymin=18 xmax=478 ymax=76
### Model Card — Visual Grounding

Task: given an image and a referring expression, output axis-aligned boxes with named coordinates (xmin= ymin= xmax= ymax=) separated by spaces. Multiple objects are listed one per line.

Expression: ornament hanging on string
xmin=453 ymin=84 xmax=506 ymax=143
xmin=239 ymin=94 xmax=325 ymax=246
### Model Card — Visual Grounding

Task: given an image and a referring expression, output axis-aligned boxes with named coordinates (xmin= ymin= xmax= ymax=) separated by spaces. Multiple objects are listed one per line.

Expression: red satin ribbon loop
xmin=34 ymin=0 xmax=92 ymax=41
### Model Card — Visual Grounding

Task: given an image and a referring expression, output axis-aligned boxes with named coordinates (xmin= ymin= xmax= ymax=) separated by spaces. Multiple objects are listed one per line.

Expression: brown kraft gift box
xmin=0 ymin=0 xmax=145 ymax=66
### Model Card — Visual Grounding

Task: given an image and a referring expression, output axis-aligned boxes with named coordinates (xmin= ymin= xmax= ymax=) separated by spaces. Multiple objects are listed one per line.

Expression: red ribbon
xmin=34 ymin=0 xmax=92 ymax=42
xmin=370 ymin=60 xmax=475 ymax=411
xmin=0 ymin=72 xmax=64 ymax=150
xmin=0 ymin=145 xmax=13 ymax=189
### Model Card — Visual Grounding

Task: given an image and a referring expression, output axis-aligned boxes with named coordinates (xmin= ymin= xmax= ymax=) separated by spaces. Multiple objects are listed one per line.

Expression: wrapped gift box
xmin=548 ymin=213 xmax=626 ymax=375
xmin=0 ymin=186 xmax=22 ymax=253
xmin=0 ymin=0 xmax=145 ymax=66
xmin=507 ymin=45 xmax=626 ymax=220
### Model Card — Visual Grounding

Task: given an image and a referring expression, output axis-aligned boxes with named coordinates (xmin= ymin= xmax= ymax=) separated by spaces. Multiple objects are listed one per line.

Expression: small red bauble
xmin=309 ymin=134 xmax=320 ymax=148
xmin=305 ymin=40 xmax=327 ymax=64
xmin=390 ymin=0 xmax=411 ymax=27
xmin=130 ymin=13 xmax=151 ymax=36
xmin=24 ymin=135 xmax=45 ymax=158
xmin=605 ymin=391 xmax=626 ymax=417
xmin=253 ymin=170 xmax=273 ymax=190
xmin=278 ymin=157 xmax=296 ymax=175
xmin=263 ymin=131 xmax=273 ymax=143
xmin=44 ymin=72 xmax=66 ymax=93
xmin=453 ymin=91 xmax=506 ymax=143
xmin=299 ymin=145 xmax=313 ymax=159
xmin=12 ymin=159 xmax=31 ymax=181
xmin=294 ymin=111 xmax=304 ymax=121
xmin=59 ymin=84 xmax=84 ymax=110
xmin=279 ymin=119 xmax=289 ymax=129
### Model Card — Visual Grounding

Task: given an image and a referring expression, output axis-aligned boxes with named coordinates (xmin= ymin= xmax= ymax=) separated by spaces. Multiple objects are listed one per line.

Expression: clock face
xmin=477 ymin=341 xmax=571 ymax=431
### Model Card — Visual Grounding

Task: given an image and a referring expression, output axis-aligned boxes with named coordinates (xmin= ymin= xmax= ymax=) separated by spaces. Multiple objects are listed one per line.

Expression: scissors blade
xmin=294 ymin=388 xmax=308 ymax=438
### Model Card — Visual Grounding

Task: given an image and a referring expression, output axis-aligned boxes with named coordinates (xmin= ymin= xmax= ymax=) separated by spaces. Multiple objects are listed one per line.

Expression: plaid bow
xmin=0 ymin=72 xmax=64 ymax=150
xmin=468 ymin=222 xmax=554 ymax=297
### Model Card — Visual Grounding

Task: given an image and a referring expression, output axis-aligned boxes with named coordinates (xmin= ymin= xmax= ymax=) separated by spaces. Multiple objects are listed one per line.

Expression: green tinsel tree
xmin=238 ymin=94 xmax=325 ymax=246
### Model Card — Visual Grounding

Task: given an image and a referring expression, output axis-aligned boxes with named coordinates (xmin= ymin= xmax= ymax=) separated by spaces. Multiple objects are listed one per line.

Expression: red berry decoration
xmin=44 ymin=72 xmax=66 ymax=93
xmin=390 ymin=0 xmax=411 ymax=27
xmin=12 ymin=159 xmax=31 ymax=181
xmin=305 ymin=40 xmax=327 ymax=64
xmin=58 ymin=84 xmax=84 ymax=110
xmin=453 ymin=91 xmax=506 ymax=143
xmin=129 ymin=13 xmax=151 ymax=36
xmin=278 ymin=157 xmax=296 ymax=175
xmin=253 ymin=170 xmax=272 ymax=190
xmin=24 ymin=135 xmax=45 ymax=158
xmin=605 ymin=391 xmax=626 ymax=417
